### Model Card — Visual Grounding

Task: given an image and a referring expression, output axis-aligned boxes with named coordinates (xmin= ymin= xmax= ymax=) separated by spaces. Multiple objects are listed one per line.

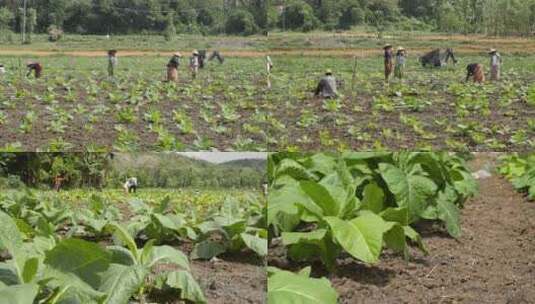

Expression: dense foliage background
xmin=0 ymin=153 xmax=267 ymax=189
xmin=270 ymin=0 xmax=535 ymax=35
xmin=0 ymin=0 xmax=269 ymax=36
xmin=1 ymin=0 xmax=534 ymax=38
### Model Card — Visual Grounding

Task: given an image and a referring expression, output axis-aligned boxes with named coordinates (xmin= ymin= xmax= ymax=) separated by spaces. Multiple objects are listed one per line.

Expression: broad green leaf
xmin=300 ymin=181 xmax=339 ymax=217
xmin=240 ymin=233 xmax=267 ymax=257
xmin=362 ymin=183 xmax=384 ymax=214
xmin=324 ymin=213 xmax=385 ymax=264
xmin=268 ymin=269 xmax=338 ymax=304
xmin=21 ymin=258 xmax=39 ymax=283
xmin=191 ymin=241 xmax=226 ymax=260
xmin=380 ymin=207 xmax=409 ymax=226
xmin=0 ymin=210 xmax=25 ymax=278
xmin=44 ymin=238 xmax=111 ymax=289
xmin=107 ymin=246 xmax=136 ymax=266
xmin=0 ymin=263 xmax=19 ymax=286
xmin=145 ymin=245 xmax=190 ymax=271
xmin=378 ymin=163 xmax=438 ymax=222
xmin=106 ymin=223 xmax=139 ymax=262
xmin=166 ymin=270 xmax=207 ymax=304
xmin=99 ymin=264 xmax=148 ymax=304
xmin=436 ymin=191 xmax=461 ymax=238
xmin=0 ymin=283 xmax=38 ymax=304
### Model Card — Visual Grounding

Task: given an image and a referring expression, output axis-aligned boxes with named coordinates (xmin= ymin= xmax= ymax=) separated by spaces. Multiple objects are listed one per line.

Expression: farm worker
xmin=26 ymin=62 xmax=43 ymax=78
xmin=314 ymin=69 xmax=337 ymax=99
xmin=489 ymin=49 xmax=502 ymax=81
xmin=266 ymin=56 xmax=273 ymax=89
xmin=266 ymin=56 xmax=273 ymax=73
xmin=108 ymin=50 xmax=118 ymax=77
xmin=190 ymin=50 xmax=200 ymax=79
xmin=394 ymin=47 xmax=407 ymax=80
xmin=383 ymin=44 xmax=394 ymax=82
xmin=465 ymin=63 xmax=485 ymax=84
xmin=198 ymin=50 xmax=207 ymax=68
xmin=53 ymin=174 xmax=65 ymax=192
xmin=208 ymin=50 xmax=225 ymax=64
xmin=123 ymin=177 xmax=138 ymax=194
xmin=167 ymin=52 xmax=182 ymax=82
xmin=0 ymin=64 xmax=5 ymax=75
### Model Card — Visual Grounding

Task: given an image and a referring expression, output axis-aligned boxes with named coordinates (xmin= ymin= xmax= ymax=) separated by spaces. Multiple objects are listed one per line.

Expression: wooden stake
xmin=351 ymin=55 xmax=358 ymax=100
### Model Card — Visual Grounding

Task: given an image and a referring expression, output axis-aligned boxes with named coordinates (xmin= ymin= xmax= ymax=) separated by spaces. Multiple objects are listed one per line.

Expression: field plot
xmin=0 ymin=55 xmax=269 ymax=151
xmin=267 ymin=55 xmax=535 ymax=151
xmin=0 ymin=188 xmax=266 ymax=304
xmin=267 ymin=152 xmax=535 ymax=303
xmin=1 ymin=32 xmax=534 ymax=151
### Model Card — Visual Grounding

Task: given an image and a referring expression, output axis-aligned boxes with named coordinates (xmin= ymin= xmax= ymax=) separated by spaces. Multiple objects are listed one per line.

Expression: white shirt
xmin=490 ymin=54 xmax=501 ymax=66
xmin=0 ymin=66 xmax=5 ymax=74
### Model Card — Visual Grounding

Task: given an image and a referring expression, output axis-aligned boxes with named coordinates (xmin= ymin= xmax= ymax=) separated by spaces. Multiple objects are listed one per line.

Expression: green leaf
xmin=106 ymin=223 xmax=139 ymax=262
xmin=268 ymin=269 xmax=338 ymax=304
xmin=240 ymin=233 xmax=267 ymax=256
xmin=190 ymin=241 xmax=226 ymax=260
xmin=378 ymin=163 xmax=438 ymax=222
xmin=145 ymin=245 xmax=190 ymax=271
xmin=21 ymin=258 xmax=39 ymax=283
xmin=0 ymin=283 xmax=39 ymax=304
xmin=300 ymin=181 xmax=339 ymax=217
xmin=166 ymin=270 xmax=207 ymax=304
xmin=99 ymin=264 xmax=148 ymax=304
xmin=324 ymin=212 xmax=385 ymax=264
xmin=44 ymin=238 xmax=111 ymax=289
xmin=436 ymin=191 xmax=461 ymax=238
xmin=362 ymin=182 xmax=384 ymax=214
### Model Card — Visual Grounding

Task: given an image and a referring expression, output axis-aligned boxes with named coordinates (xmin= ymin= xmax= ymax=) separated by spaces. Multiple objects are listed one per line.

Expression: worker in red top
xmin=27 ymin=62 xmax=43 ymax=78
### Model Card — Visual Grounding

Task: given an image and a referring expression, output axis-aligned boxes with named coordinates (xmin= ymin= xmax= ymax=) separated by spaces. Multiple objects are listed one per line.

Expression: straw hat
xmin=192 ymin=50 xmax=199 ymax=55
xmin=397 ymin=47 xmax=405 ymax=52
xmin=174 ymin=52 xmax=182 ymax=57
xmin=325 ymin=69 xmax=333 ymax=75
xmin=488 ymin=49 xmax=497 ymax=54
xmin=383 ymin=44 xmax=392 ymax=49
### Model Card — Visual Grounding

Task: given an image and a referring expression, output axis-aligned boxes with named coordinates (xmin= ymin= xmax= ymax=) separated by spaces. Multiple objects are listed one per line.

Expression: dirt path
xmin=0 ymin=46 xmax=532 ymax=58
xmin=268 ymin=154 xmax=535 ymax=304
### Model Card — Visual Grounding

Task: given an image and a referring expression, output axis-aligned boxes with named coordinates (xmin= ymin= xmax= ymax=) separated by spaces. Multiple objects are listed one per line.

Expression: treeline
xmin=0 ymin=0 xmax=268 ymax=37
xmin=269 ymin=0 xmax=535 ymax=35
xmin=0 ymin=153 xmax=266 ymax=190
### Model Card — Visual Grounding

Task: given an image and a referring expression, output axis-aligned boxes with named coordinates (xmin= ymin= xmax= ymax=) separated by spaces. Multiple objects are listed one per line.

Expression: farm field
xmin=267 ymin=152 xmax=535 ymax=303
xmin=267 ymin=55 xmax=535 ymax=151
xmin=0 ymin=55 xmax=269 ymax=151
xmin=0 ymin=188 xmax=267 ymax=303
xmin=1 ymin=31 xmax=534 ymax=151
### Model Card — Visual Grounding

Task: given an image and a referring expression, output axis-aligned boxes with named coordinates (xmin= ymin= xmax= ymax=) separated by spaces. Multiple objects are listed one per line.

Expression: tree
xmin=164 ymin=12 xmax=176 ymax=41
xmin=280 ymin=0 xmax=320 ymax=32
xmin=337 ymin=1 xmax=365 ymax=29
xmin=27 ymin=8 xmax=37 ymax=43
xmin=0 ymin=6 xmax=14 ymax=31
xmin=225 ymin=9 xmax=258 ymax=35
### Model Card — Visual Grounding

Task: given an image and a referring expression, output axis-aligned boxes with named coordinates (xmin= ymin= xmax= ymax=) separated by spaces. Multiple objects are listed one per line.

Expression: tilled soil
xmin=268 ymin=154 xmax=535 ymax=304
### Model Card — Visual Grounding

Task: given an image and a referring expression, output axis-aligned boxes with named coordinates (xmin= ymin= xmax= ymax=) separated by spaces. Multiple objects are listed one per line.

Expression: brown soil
xmin=189 ymin=252 xmax=266 ymax=304
xmin=268 ymin=154 xmax=535 ymax=304
xmin=0 ymin=46 xmax=532 ymax=58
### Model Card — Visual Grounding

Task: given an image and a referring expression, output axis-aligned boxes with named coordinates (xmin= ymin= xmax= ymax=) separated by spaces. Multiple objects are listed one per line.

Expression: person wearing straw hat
xmin=107 ymin=50 xmax=118 ymax=77
xmin=190 ymin=50 xmax=200 ymax=79
xmin=489 ymin=49 xmax=502 ymax=81
xmin=394 ymin=47 xmax=407 ymax=80
xmin=0 ymin=64 xmax=5 ymax=77
xmin=167 ymin=52 xmax=182 ymax=82
xmin=314 ymin=69 xmax=337 ymax=99
xmin=383 ymin=44 xmax=394 ymax=82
